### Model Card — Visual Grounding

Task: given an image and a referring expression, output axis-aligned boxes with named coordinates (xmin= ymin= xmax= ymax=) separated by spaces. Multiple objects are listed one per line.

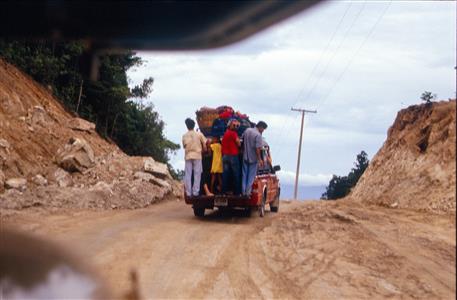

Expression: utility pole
xmin=291 ymin=107 xmax=317 ymax=200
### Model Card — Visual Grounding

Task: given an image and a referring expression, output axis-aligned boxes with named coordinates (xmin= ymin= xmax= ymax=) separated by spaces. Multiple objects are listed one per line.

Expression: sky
xmin=127 ymin=0 xmax=456 ymax=194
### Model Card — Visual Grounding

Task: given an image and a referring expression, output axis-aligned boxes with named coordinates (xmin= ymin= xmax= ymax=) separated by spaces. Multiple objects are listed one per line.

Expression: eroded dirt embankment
xmin=0 ymin=59 xmax=182 ymax=214
xmin=350 ymin=100 xmax=456 ymax=214
xmin=4 ymin=200 xmax=455 ymax=299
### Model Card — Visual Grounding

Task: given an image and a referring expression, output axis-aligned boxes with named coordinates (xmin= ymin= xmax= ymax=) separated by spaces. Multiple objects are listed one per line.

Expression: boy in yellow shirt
xmin=209 ymin=136 xmax=223 ymax=193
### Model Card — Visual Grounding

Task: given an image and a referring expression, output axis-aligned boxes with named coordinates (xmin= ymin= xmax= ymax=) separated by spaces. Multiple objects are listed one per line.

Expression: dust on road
xmin=4 ymin=199 xmax=456 ymax=299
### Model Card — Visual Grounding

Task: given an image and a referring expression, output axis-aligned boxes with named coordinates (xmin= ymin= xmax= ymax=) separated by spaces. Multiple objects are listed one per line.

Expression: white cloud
xmin=277 ymin=170 xmax=332 ymax=186
xmin=173 ymin=159 xmax=185 ymax=171
xmin=128 ymin=0 xmax=455 ymax=178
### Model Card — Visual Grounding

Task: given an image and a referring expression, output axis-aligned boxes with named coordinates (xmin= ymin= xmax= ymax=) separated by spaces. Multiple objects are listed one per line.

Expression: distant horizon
xmin=280 ymin=184 xmax=326 ymax=200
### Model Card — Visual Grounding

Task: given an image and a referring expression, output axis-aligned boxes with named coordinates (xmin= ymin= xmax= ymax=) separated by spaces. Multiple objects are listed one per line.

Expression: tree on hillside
xmin=347 ymin=150 xmax=369 ymax=186
xmin=114 ymin=101 xmax=179 ymax=162
xmin=0 ymin=40 xmax=179 ymax=166
xmin=321 ymin=150 xmax=369 ymax=200
xmin=321 ymin=175 xmax=351 ymax=200
xmin=420 ymin=91 xmax=436 ymax=104
xmin=0 ymin=40 xmax=84 ymax=111
xmin=83 ymin=52 xmax=146 ymax=137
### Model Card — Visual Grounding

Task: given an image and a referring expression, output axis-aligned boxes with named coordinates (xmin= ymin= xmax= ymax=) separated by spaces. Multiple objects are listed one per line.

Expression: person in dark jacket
xmin=241 ymin=121 xmax=268 ymax=196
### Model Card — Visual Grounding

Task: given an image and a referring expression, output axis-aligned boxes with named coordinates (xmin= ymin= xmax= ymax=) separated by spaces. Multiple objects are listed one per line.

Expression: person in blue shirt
xmin=241 ymin=121 xmax=268 ymax=196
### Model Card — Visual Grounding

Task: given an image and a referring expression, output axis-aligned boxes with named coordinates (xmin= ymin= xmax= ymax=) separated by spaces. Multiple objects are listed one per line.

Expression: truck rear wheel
xmin=270 ymin=192 xmax=280 ymax=213
xmin=244 ymin=207 xmax=252 ymax=217
xmin=193 ymin=207 xmax=205 ymax=217
xmin=259 ymin=193 xmax=266 ymax=217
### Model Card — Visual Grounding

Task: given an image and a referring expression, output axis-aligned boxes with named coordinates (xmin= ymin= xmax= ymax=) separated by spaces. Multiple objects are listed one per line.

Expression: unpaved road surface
xmin=3 ymin=199 xmax=456 ymax=299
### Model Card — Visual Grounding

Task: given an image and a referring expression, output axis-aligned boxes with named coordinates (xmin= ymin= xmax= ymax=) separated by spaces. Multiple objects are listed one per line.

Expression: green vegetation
xmin=420 ymin=91 xmax=436 ymax=104
xmin=0 ymin=40 xmax=179 ymax=168
xmin=321 ymin=151 xmax=369 ymax=200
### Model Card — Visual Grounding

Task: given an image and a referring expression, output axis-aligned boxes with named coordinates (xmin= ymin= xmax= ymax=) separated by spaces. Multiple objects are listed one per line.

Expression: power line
xmin=296 ymin=0 xmax=367 ymax=108
xmin=272 ymin=2 xmax=354 ymax=157
xmin=292 ymin=1 xmax=354 ymax=104
xmin=319 ymin=0 xmax=392 ymax=108
xmin=274 ymin=1 xmax=391 ymax=186
xmin=274 ymin=2 xmax=366 ymax=162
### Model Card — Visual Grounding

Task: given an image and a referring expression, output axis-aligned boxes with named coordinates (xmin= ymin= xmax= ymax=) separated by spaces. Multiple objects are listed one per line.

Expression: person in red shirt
xmin=221 ymin=119 xmax=241 ymax=195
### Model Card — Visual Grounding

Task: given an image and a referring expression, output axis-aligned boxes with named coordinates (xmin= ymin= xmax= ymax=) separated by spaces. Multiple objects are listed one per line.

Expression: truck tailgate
xmin=185 ymin=194 xmax=258 ymax=208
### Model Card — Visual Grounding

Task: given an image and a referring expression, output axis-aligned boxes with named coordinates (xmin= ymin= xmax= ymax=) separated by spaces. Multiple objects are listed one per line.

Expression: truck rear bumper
xmin=185 ymin=194 xmax=258 ymax=209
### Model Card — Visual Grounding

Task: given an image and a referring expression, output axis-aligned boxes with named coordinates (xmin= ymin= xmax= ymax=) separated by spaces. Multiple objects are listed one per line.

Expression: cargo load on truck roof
xmin=195 ymin=106 xmax=255 ymax=138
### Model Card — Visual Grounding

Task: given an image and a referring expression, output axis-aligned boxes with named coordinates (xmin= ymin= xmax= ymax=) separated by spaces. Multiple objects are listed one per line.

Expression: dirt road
xmin=3 ymin=199 xmax=456 ymax=299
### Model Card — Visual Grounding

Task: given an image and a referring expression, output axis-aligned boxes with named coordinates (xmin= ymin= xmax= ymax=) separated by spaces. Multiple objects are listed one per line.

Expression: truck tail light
xmin=251 ymin=182 xmax=258 ymax=193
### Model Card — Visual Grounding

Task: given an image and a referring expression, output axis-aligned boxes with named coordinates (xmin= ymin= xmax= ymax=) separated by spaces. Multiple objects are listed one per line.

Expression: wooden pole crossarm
xmin=290 ymin=107 xmax=317 ymax=200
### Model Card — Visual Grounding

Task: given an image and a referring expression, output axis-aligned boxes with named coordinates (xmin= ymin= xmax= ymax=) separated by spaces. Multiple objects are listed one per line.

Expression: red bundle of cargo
xmin=195 ymin=105 xmax=252 ymax=138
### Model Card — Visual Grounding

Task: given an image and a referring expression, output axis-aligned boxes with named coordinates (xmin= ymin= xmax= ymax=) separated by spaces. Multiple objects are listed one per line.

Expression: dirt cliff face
xmin=350 ymin=100 xmax=456 ymax=214
xmin=0 ymin=59 xmax=182 ymax=214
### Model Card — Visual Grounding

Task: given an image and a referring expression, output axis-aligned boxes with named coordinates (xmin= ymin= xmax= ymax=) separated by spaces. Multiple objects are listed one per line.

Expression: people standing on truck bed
xmin=182 ymin=118 xmax=207 ymax=197
xmin=262 ymin=138 xmax=273 ymax=170
xmin=209 ymin=136 xmax=223 ymax=193
xmin=201 ymin=138 xmax=214 ymax=196
xmin=241 ymin=121 xmax=268 ymax=196
xmin=221 ymin=119 xmax=241 ymax=195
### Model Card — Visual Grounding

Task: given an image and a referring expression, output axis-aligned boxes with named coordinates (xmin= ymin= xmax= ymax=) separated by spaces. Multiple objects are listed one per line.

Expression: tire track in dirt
xmin=188 ymin=211 xmax=279 ymax=299
xmin=339 ymin=207 xmax=455 ymax=298
xmin=251 ymin=201 xmax=455 ymax=299
xmin=3 ymin=200 xmax=455 ymax=299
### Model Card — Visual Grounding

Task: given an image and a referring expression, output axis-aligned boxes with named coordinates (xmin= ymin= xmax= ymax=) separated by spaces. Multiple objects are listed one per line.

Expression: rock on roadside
xmin=68 ymin=118 xmax=96 ymax=133
xmin=54 ymin=168 xmax=73 ymax=187
xmin=134 ymin=171 xmax=171 ymax=190
xmin=56 ymin=138 xmax=95 ymax=172
xmin=144 ymin=157 xmax=170 ymax=179
xmin=0 ymin=138 xmax=10 ymax=167
xmin=5 ymin=178 xmax=27 ymax=191
xmin=0 ymin=138 xmax=10 ymax=149
xmin=0 ymin=170 xmax=5 ymax=192
xmin=134 ymin=171 xmax=154 ymax=182
xmin=150 ymin=177 xmax=171 ymax=190
xmin=29 ymin=106 xmax=48 ymax=127
xmin=32 ymin=174 xmax=48 ymax=186
xmin=90 ymin=181 xmax=113 ymax=196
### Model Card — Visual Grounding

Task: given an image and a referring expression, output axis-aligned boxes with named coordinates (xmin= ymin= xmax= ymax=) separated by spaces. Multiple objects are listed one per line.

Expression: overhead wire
xmin=273 ymin=0 xmax=391 ymax=191
xmin=286 ymin=0 xmax=392 ymax=187
xmin=270 ymin=1 xmax=355 ymax=160
xmin=274 ymin=1 xmax=368 ymax=165
xmin=291 ymin=1 xmax=354 ymax=106
xmin=318 ymin=0 xmax=392 ymax=109
xmin=295 ymin=0 xmax=367 ymax=109
xmin=273 ymin=1 xmax=367 ymax=164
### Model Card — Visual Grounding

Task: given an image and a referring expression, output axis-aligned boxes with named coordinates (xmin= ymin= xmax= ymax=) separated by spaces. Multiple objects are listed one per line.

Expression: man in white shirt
xmin=182 ymin=118 xmax=207 ymax=197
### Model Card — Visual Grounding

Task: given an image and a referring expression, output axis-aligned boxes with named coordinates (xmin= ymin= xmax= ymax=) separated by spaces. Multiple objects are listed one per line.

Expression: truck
xmin=185 ymin=164 xmax=281 ymax=217
xmin=184 ymin=106 xmax=281 ymax=217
